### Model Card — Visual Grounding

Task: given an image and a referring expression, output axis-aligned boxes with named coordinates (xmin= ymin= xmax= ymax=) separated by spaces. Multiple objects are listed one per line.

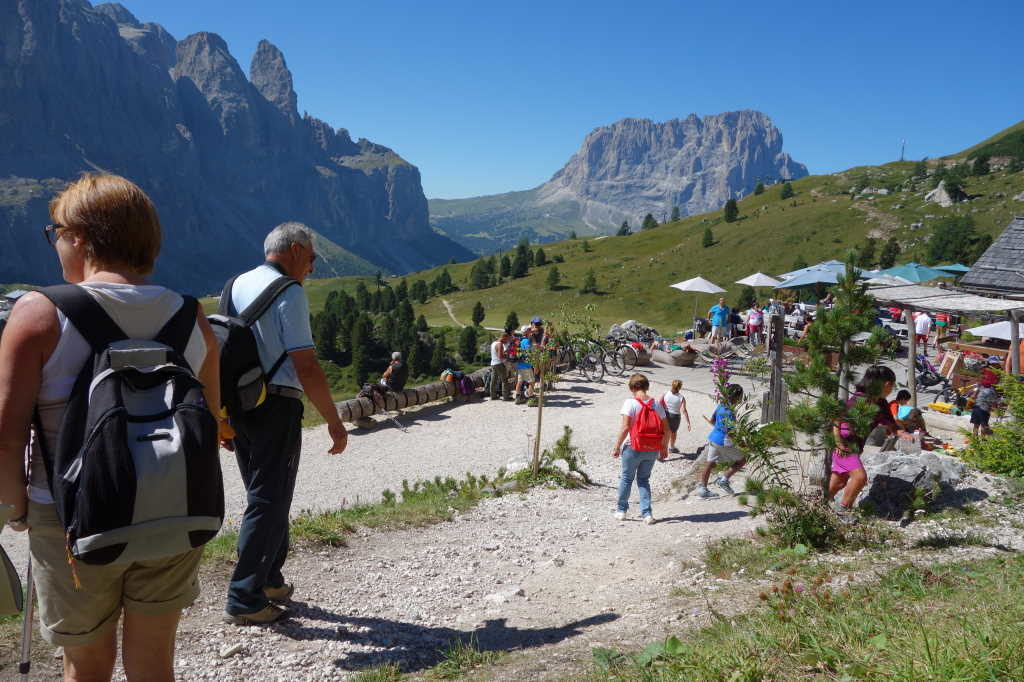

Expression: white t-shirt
xmin=490 ymin=340 xmax=504 ymax=365
xmin=620 ymin=397 xmax=668 ymax=420
xmin=661 ymin=391 xmax=685 ymax=415
xmin=914 ymin=313 xmax=933 ymax=335
xmin=620 ymin=397 xmax=667 ymax=450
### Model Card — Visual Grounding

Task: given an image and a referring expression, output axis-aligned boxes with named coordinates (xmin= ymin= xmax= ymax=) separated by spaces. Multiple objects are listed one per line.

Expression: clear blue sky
xmin=122 ymin=0 xmax=1023 ymax=199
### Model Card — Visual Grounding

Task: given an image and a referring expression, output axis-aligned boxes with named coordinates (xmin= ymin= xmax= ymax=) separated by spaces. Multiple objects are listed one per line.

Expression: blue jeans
xmin=226 ymin=395 xmax=303 ymax=615
xmin=616 ymin=446 xmax=658 ymax=517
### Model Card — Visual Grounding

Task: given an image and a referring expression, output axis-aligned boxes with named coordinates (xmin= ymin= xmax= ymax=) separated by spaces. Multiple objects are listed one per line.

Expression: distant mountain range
xmin=0 ymin=1 xmax=472 ymax=291
xmin=429 ymin=111 xmax=808 ymax=254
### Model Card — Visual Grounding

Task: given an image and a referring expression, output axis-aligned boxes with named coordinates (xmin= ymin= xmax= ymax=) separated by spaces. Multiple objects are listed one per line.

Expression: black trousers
xmin=226 ymin=395 xmax=303 ymax=614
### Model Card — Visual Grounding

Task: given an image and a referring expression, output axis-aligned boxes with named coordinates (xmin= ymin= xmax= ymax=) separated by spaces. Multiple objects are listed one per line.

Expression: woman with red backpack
xmin=611 ymin=373 xmax=669 ymax=524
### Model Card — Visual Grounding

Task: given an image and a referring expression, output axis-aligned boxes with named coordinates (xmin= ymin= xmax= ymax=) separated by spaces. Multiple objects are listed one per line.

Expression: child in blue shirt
xmin=697 ymin=383 xmax=747 ymax=498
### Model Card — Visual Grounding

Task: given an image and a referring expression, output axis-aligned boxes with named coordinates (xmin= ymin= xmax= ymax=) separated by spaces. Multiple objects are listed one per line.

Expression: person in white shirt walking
xmin=913 ymin=312 xmax=933 ymax=353
xmin=661 ymin=379 xmax=692 ymax=453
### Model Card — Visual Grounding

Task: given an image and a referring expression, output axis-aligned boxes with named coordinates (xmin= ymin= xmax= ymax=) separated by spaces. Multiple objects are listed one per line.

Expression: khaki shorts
xmin=706 ymin=442 xmax=746 ymax=463
xmin=27 ymin=500 xmax=202 ymax=647
xmin=516 ymin=368 xmax=534 ymax=383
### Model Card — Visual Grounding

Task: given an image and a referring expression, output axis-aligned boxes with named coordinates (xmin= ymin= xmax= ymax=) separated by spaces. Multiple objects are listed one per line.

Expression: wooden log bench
xmin=336 ymin=368 xmax=490 ymax=424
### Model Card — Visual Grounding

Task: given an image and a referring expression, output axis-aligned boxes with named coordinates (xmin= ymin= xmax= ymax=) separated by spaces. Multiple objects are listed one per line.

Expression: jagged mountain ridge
xmin=429 ymin=110 xmax=808 ymax=254
xmin=0 ymin=0 xmax=471 ymax=291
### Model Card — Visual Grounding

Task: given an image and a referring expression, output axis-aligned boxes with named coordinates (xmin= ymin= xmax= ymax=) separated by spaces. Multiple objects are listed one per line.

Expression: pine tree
xmin=395 ymin=279 xmax=408 ymax=301
xmin=581 ymin=240 xmax=592 ymax=253
xmin=702 ymin=226 xmax=713 ymax=248
xmin=878 ymin=238 xmax=900 ymax=269
xmin=735 ymin=286 xmax=756 ymax=311
xmin=312 ymin=311 xmax=339 ymax=361
xmin=512 ymin=252 xmax=529 ymax=278
xmin=416 ymin=314 xmax=429 ymax=332
xmin=856 ymin=237 xmax=878 ymax=268
xmin=785 ymin=259 xmax=886 ymax=499
xmin=430 ymin=335 xmax=450 ymax=374
xmin=458 ymin=326 xmax=478 ymax=362
xmin=754 ymin=182 xmax=765 ymax=195
xmin=642 ymin=213 xmax=658 ymax=230
xmin=1007 ymin=157 xmax=1023 ymax=173
xmin=471 ymin=301 xmax=485 ymax=327
xmin=569 ymin=230 xmax=577 ymax=239
xmin=780 ymin=182 xmax=794 ymax=200
xmin=912 ymin=160 xmax=928 ymax=178
xmin=670 ymin=206 xmax=680 ymax=221
xmin=971 ymin=155 xmax=990 ymax=176
xmin=616 ymin=220 xmax=631 ymax=236
xmin=499 ymin=255 xmax=512 ymax=278
xmin=354 ymin=281 xmax=370 ymax=309
xmin=504 ymin=311 xmax=519 ymax=331
xmin=581 ymin=269 xmax=598 ymax=294
xmin=534 ymin=248 xmax=547 ymax=266
xmin=374 ymin=270 xmax=384 ymax=289
xmin=546 ymin=266 xmax=561 ymax=290
xmin=411 ymin=279 xmax=429 ymax=304
xmin=350 ymin=314 xmax=372 ymax=386
xmin=723 ymin=198 xmax=739 ymax=223
xmin=469 ymin=262 xmax=489 ymax=290
xmin=408 ymin=339 xmax=429 ymax=378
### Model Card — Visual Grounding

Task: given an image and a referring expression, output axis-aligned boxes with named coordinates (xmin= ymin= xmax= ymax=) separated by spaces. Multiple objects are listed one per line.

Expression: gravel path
xmin=5 ymin=359 xmax=1016 ymax=681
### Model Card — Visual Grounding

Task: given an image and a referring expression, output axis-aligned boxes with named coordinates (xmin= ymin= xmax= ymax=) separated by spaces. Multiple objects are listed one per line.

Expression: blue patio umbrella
xmin=776 ymin=259 xmax=847 ymax=281
xmin=875 ymin=262 xmax=953 ymax=283
xmin=774 ymin=267 xmax=845 ymax=289
xmin=935 ymin=263 xmax=970 ymax=274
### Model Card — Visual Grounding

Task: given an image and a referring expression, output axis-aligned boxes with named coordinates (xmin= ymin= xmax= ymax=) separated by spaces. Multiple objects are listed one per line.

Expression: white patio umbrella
xmin=966 ymin=321 xmax=1024 ymax=342
xmin=735 ymin=272 xmax=782 ymax=288
xmin=670 ymin=276 xmax=727 ymax=321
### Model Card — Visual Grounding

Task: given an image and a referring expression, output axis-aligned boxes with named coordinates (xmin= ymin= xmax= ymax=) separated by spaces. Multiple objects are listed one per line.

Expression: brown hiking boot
xmin=222 ymin=604 xmax=287 ymax=626
xmin=264 ymin=583 xmax=294 ymax=603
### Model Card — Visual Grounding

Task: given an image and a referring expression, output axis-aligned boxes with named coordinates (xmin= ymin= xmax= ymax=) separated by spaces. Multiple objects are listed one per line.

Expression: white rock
xmin=483 ymin=584 xmax=525 ymax=603
xmin=218 ymin=643 xmax=245 ymax=659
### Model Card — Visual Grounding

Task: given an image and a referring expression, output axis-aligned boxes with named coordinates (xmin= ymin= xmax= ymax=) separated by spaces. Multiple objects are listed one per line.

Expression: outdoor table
xmin=948 ymin=342 xmax=1009 ymax=358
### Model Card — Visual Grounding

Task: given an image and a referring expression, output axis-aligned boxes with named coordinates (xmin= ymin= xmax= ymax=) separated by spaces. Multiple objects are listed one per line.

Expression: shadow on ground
xmin=658 ymin=511 xmax=749 ymax=524
xmin=272 ymin=602 xmax=618 ymax=672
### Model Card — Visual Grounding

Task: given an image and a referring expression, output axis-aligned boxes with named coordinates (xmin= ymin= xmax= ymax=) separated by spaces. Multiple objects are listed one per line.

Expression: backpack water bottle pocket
xmin=235 ymin=365 xmax=268 ymax=412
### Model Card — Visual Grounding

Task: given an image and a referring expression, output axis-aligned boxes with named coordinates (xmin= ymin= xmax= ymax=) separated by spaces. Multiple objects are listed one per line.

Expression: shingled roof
xmin=960 ymin=216 xmax=1024 ymax=297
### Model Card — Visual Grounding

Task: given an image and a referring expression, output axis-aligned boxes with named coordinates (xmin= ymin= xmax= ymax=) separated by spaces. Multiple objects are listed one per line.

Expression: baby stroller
xmin=915 ymin=354 xmax=948 ymax=390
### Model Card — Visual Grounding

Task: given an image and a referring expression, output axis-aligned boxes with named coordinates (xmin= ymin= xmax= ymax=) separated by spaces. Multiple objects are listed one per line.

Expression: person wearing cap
xmin=381 ymin=351 xmax=409 ymax=393
xmin=527 ymin=316 xmax=545 ymax=346
xmin=971 ymin=371 xmax=999 ymax=438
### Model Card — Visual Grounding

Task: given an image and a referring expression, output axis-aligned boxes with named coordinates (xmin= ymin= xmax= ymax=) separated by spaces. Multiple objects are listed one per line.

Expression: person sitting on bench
xmin=381 ymin=351 xmax=409 ymax=393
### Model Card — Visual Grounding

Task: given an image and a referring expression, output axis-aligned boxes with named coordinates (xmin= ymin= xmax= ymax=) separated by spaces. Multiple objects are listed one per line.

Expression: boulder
xmin=1014 ymin=190 xmax=1024 ymax=201
xmin=608 ymin=320 xmax=660 ymax=343
xmin=854 ymin=449 xmax=966 ymax=518
xmin=923 ymin=180 xmax=964 ymax=207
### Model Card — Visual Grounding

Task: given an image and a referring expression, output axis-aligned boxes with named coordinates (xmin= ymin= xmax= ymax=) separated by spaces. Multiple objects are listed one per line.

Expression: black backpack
xmin=207 ymin=270 xmax=298 ymax=416
xmin=34 ymin=285 xmax=223 ymax=565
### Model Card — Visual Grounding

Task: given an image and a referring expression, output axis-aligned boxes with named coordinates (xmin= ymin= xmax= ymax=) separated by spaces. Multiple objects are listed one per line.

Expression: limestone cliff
xmin=0 ymin=0 xmax=470 ymax=291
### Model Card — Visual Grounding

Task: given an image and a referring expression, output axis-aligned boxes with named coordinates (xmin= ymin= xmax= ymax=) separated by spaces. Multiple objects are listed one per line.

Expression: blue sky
xmin=121 ymin=0 xmax=1023 ymax=199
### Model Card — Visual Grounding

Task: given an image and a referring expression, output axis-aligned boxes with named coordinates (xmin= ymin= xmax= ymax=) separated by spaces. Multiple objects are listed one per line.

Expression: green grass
xmin=428 ymin=636 xmax=505 ymax=679
xmin=702 ymin=537 xmax=810 ymax=578
xmin=911 ymin=531 xmax=994 ymax=550
xmin=286 ymin=163 xmax=1023 ymax=336
xmin=588 ymin=554 xmax=1024 ymax=681
xmin=351 ymin=662 xmax=404 ymax=681
xmin=201 ymin=529 xmax=239 ymax=563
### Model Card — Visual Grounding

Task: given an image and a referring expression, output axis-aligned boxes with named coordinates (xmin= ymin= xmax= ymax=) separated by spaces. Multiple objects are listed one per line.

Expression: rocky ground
xmin=4 ymin=361 xmax=1023 ymax=681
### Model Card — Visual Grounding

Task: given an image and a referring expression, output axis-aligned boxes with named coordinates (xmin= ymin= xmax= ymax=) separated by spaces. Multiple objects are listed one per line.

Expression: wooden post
xmin=764 ymin=313 xmax=786 ymax=423
xmin=906 ymin=306 xmax=918 ymax=408
xmin=1010 ymin=309 xmax=1021 ymax=377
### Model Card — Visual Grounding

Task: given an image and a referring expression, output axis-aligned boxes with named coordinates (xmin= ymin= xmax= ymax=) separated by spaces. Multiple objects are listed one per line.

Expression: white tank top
xmin=30 ymin=282 xmax=207 ymax=504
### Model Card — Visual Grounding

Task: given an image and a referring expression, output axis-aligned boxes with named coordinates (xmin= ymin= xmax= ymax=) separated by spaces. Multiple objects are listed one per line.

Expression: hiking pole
xmin=19 ymin=557 xmax=34 ymax=681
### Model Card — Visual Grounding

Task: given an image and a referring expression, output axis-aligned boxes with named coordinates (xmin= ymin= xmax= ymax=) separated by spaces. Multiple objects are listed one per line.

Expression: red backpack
xmin=629 ymin=398 xmax=664 ymax=451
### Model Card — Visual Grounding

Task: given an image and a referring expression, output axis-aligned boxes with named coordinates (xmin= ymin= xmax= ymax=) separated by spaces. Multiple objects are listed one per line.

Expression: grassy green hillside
xmin=386 ymin=163 xmax=1021 ymax=334
xmin=949 ymin=120 xmax=1024 ymax=159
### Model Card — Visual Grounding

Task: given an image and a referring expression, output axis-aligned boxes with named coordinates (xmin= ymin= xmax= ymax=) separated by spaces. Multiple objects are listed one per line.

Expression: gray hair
xmin=264 ymin=221 xmax=313 ymax=256
xmin=391 ymin=351 xmax=402 ymax=361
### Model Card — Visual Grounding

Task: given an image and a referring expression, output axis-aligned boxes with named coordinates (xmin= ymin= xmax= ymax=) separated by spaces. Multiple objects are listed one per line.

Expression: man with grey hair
xmin=221 ymin=221 xmax=348 ymax=625
xmin=381 ymin=351 xmax=408 ymax=393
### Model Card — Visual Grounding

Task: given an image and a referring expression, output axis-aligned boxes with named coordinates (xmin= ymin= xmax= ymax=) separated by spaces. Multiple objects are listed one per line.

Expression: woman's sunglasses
xmin=42 ymin=224 xmax=63 ymax=247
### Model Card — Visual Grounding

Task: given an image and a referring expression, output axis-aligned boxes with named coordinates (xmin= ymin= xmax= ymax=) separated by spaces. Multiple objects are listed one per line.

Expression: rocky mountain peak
xmin=93 ymin=2 xmax=140 ymax=26
xmin=250 ymin=39 xmax=299 ymax=121
xmin=173 ymin=32 xmax=255 ymax=136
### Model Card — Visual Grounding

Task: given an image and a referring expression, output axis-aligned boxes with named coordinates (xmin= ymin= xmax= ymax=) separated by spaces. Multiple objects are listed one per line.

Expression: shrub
xmin=743 ymin=481 xmax=843 ymax=550
xmin=960 ymin=372 xmax=1024 ymax=477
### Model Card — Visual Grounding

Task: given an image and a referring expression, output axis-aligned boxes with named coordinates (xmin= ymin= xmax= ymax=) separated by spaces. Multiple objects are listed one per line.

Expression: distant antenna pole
xmin=899 ymin=139 xmax=906 ymax=162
